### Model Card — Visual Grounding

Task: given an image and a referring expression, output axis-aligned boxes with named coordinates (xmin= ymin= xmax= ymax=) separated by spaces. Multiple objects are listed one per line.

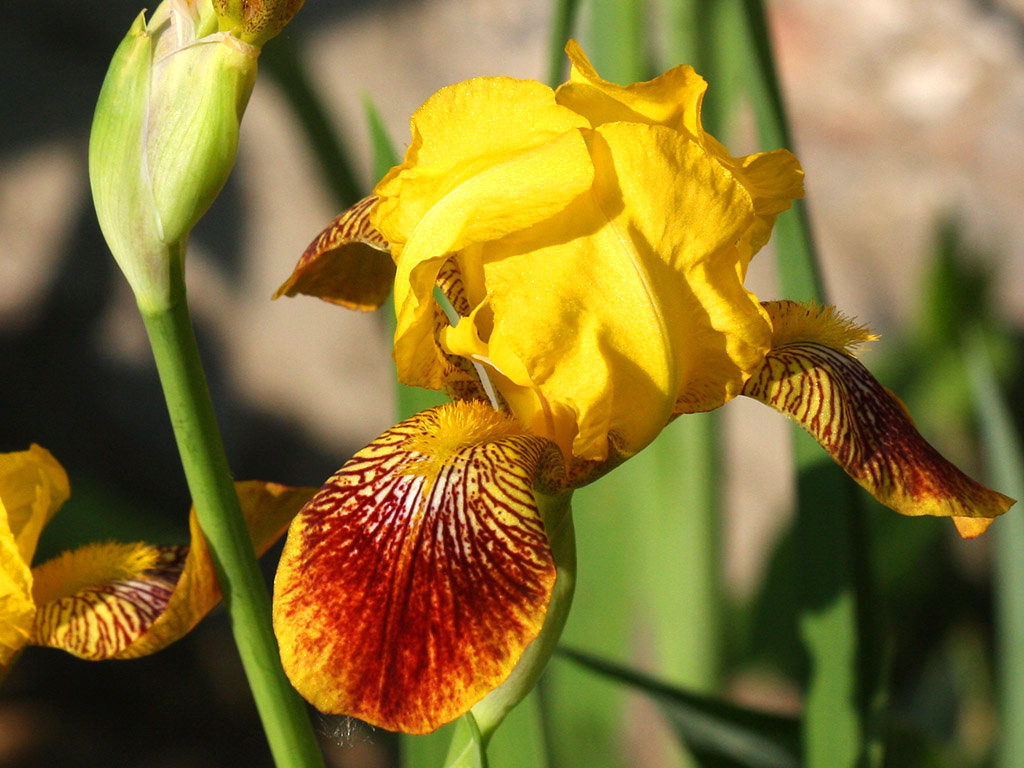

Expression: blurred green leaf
xmin=363 ymin=94 xmax=402 ymax=178
xmin=963 ymin=326 xmax=1024 ymax=768
xmin=547 ymin=0 xmax=582 ymax=86
xmin=731 ymin=1 xmax=885 ymax=764
xmin=581 ymin=0 xmax=648 ymax=83
xmin=560 ymin=647 xmax=801 ymax=768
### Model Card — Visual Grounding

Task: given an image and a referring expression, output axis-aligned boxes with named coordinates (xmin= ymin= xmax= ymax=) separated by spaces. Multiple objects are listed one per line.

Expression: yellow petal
xmin=0 ymin=445 xmax=69 ymax=672
xmin=27 ymin=481 xmax=314 ymax=660
xmin=0 ymin=445 xmax=70 ymax=566
xmin=743 ymin=301 xmax=1015 ymax=535
xmin=556 ymin=40 xmax=803 ymax=255
xmin=0 ymin=499 xmax=35 ymax=672
xmin=274 ymin=195 xmax=395 ymax=311
xmin=373 ymin=76 xmax=591 ymax=252
xmin=442 ymin=123 xmax=772 ymax=460
xmin=556 ymin=39 xmax=706 ymax=139
xmin=373 ymin=76 xmax=594 ymax=391
xmin=273 ymin=402 xmax=560 ymax=734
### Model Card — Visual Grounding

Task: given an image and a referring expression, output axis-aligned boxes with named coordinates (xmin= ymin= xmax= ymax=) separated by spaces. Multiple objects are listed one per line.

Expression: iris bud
xmin=89 ymin=0 xmax=283 ymax=311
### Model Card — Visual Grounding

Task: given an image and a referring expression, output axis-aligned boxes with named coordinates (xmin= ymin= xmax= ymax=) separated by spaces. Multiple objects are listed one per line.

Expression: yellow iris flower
xmin=0 ymin=445 xmax=313 ymax=677
xmin=272 ymin=42 xmax=1014 ymax=735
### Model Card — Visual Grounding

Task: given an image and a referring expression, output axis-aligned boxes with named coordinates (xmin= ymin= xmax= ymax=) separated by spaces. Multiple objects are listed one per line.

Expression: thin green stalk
xmin=735 ymin=2 xmax=881 ymax=766
xmin=963 ymin=329 xmax=1024 ymax=768
xmin=140 ymin=248 xmax=324 ymax=768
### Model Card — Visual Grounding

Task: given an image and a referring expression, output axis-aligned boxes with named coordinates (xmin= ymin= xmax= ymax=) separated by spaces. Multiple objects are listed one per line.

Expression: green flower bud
xmin=213 ymin=0 xmax=305 ymax=48
xmin=89 ymin=0 xmax=259 ymax=311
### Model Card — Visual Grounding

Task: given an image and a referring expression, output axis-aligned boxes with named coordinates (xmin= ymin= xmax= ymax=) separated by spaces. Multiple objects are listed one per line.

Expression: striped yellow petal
xmin=28 ymin=481 xmax=314 ymax=660
xmin=274 ymin=195 xmax=395 ymax=311
xmin=742 ymin=301 xmax=1015 ymax=536
xmin=273 ymin=402 xmax=561 ymax=734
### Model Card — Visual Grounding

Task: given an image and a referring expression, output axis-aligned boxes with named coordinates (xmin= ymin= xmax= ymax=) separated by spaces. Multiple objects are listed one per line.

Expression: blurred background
xmin=2 ymin=0 xmax=1023 ymax=766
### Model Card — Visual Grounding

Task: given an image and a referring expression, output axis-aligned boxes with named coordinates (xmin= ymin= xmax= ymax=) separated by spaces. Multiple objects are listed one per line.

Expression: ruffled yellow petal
xmin=273 ymin=402 xmax=560 ymax=734
xmin=0 ymin=445 xmax=69 ymax=671
xmin=441 ymin=123 xmax=771 ymax=460
xmin=743 ymin=301 xmax=1015 ymax=536
xmin=373 ymin=76 xmax=591 ymax=253
xmin=556 ymin=40 xmax=803 ymax=256
xmin=274 ymin=195 xmax=395 ymax=311
xmin=26 ymin=481 xmax=314 ymax=660
xmin=373 ymin=77 xmax=595 ymax=391
xmin=0 ymin=445 xmax=70 ymax=566
xmin=556 ymin=39 xmax=706 ymax=139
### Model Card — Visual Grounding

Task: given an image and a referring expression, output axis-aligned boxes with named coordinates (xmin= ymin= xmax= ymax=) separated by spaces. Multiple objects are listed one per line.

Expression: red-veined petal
xmin=274 ymin=195 xmax=395 ymax=311
xmin=28 ymin=481 xmax=314 ymax=660
xmin=273 ymin=402 xmax=560 ymax=734
xmin=742 ymin=301 xmax=1014 ymax=536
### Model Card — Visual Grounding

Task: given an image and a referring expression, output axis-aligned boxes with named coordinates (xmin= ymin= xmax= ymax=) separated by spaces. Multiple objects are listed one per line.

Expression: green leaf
xmin=363 ymin=94 xmax=402 ymax=179
xmin=546 ymin=0 xmax=582 ymax=86
xmin=580 ymin=0 xmax=648 ymax=83
xmin=962 ymin=326 xmax=1024 ymax=768
xmin=560 ymin=647 xmax=800 ymax=768
xmin=443 ymin=714 xmax=489 ymax=768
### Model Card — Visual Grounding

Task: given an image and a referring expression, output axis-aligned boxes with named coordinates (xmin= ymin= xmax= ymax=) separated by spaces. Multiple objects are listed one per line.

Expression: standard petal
xmin=439 ymin=123 xmax=772 ymax=461
xmin=556 ymin=39 xmax=706 ymax=139
xmin=273 ymin=402 xmax=560 ymax=734
xmin=388 ymin=127 xmax=594 ymax=391
xmin=555 ymin=40 xmax=803 ymax=253
xmin=742 ymin=301 xmax=1015 ymax=535
xmin=372 ymin=75 xmax=594 ymax=392
xmin=274 ymin=195 xmax=395 ymax=311
xmin=373 ymin=76 xmax=591 ymax=253
xmin=27 ymin=482 xmax=314 ymax=660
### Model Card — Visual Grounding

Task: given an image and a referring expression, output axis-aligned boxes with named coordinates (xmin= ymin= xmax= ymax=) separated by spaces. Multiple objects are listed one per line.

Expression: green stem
xmin=140 ymin=246 xmax=325 ymax=768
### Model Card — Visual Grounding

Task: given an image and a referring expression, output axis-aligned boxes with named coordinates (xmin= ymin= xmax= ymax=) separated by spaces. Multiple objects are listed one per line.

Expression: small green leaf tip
xmin=213 ymin=0 xmax=305 ymax=47
xmin=89 ymin=0 xmax=259 ymax=311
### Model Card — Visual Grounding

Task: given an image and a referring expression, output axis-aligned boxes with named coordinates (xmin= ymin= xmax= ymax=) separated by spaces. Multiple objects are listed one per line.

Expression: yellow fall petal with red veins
xmin=29 ymin=481 xmax=313 ymax=660
xmin=742 ymin=301 xmax=1014 ymax=536
xmin=273 ymin=401 xmax=561 ymax=734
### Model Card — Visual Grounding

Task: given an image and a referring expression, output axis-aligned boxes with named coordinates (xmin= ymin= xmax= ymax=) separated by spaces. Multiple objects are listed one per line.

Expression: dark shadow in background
xmin=1 ymin=2 xmax=410 ymax=766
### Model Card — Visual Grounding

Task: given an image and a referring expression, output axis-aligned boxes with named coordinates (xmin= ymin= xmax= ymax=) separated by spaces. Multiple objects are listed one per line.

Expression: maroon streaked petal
xmin=273 ymin=402 xmax=560 ymax=734
xmin=743 ymin=301 xmax=1014 ymax=536
xmin=31 ymin=546 xmax=184 ymax=660
xmin=274 ymin=195 xmax=395 ymax=311
xmin=28 ymin=482 xmax=315 ymax=660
